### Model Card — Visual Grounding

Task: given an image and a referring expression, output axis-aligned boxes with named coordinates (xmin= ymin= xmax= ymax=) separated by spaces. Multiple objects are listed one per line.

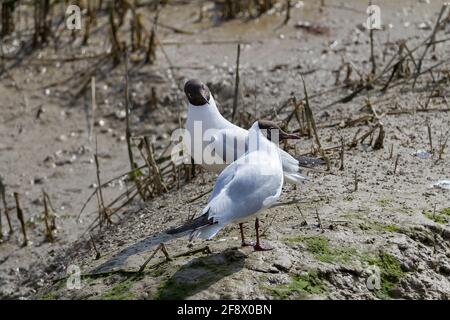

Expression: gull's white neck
xmin=248 ymin=123 xmax=280 ymax=154
xmin=187 ymin=95 xmax=235 ymax=129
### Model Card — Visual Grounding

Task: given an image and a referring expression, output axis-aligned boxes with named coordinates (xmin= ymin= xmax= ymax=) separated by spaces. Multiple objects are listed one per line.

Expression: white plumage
xmin=185 ymin=94 xmax=307 ymax=185
xmin=191 ymin=121 xmax=284 ymax=240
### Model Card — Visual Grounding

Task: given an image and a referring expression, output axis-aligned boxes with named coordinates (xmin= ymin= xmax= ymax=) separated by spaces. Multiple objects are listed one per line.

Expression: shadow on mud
xmin=157 ymin=248 xmax=246 ymax=300
xmin=91 ymin=232 xmax=246 ymax=299
xmin=92 ymin=232 xmax=176 ymax=273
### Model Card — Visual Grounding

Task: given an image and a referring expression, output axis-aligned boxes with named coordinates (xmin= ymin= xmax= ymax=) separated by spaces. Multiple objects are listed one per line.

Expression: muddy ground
xmin=0 ymin=0 xmax=449 ymax=300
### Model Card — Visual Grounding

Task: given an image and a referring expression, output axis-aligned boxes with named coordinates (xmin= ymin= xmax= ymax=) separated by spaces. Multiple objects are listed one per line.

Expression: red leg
xmin=253 ymin=218 xmax=272 ymax=251
xmin=239 ymin=223 xmax=253 ymax=247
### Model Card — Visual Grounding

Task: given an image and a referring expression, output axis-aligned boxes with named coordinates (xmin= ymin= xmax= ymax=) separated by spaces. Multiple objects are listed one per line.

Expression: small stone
xmin=115 ymin=110 xmax=126 ymax=120
xmin=95 ymin=119 xmax=106 ymax=127
xmin=33 ymin=177 xmax=45 ymax=185
xmin=418 ymin=22 xmax=431 ymax=30
xmin=273 ymin=256 xmax=292 ymax=272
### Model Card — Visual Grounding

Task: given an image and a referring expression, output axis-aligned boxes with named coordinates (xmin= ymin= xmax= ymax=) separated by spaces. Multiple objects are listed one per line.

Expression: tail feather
xmin=166 ymin=211 xmax=216 ymax=235
xmin=284 ymin=172 xmax=309 ymax=185
xmin=296 ymin=155 xmax=326 ymax=167
xmin=190 ymin=224 xmax=223 ymax=240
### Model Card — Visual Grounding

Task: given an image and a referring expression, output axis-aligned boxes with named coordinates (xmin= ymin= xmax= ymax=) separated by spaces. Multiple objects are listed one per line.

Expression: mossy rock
xmin=287 ymin=236 xmax=358 ymax=264
xmin=423 ymin=210 xmax=449 ymax=224
xmin=440 ymin=208 xmax=450 ymax=217
xmin=268 ymin=271 xmax=327 ymax=299
xmin=98 ymin=279 xmax=137 ymax=300
xmin=365 ymin=252 xmax=405 ymax=299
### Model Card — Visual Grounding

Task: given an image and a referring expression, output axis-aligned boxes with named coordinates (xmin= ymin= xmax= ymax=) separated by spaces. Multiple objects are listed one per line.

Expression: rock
xmin=33 ymin=177 xmax=46 ymax=185
xmin=95 ymin=119 xmax=106 ymax=127
xmin=437 ymin=263 xmax=450 ymax=276
xmin=115 ymin=110 xmax=126 ymax=120
xmin=273 ymin=256 xmax=292 ymax=272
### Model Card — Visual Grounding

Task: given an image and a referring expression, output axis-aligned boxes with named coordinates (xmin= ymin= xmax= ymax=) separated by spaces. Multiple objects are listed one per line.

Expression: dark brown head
xmin=257 ymin=120 xmax=300 ymax=142
xmin=184 ymin=79 xmax=211 ymax=106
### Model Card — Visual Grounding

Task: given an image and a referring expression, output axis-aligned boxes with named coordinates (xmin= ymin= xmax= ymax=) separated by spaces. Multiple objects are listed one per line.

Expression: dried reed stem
xmin=0 ymin=177 xmax=13 ymax=235
xmin=124 ymin=50 xmax=145 ymax=200
xmin=231 ymin=43 xmax=241 ymax=122
xmin=43 ymin=190 xmax=54 ymax=242
xmin=14 ymin=192 xmax=27 ymax=246
xmin=300 ymin=74 xmax=331 ymax=170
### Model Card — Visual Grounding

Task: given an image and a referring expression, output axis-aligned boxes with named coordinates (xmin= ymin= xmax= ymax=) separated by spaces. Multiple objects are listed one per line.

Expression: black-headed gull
xmin=168 ymin=120 xmax=286 ymax=251
xmin=183 ymin=79 xmax=320 ymax=185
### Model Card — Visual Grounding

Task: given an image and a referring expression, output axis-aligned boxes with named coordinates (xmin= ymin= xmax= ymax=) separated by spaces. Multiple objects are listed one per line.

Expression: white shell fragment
xmin=432 ymin=180 xmax=450 ymax=190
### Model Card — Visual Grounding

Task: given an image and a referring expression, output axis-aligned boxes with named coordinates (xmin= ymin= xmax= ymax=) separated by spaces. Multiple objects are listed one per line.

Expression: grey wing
xmin=207 ymin=163 xmax=238 ymax=203
xmin=205 ymin=161 xmax=283 ymax=224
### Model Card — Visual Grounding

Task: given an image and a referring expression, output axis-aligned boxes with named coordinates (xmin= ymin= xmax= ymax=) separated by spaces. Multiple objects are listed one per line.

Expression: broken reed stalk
xmin=14 ymin=192 xmax=27 ymax=246
xmin=196 ymin=0 xmax=204 ymax=22
xmin=349 ymin=128 xmax=362 ymax=148
xmin=124 ymin=50 xmax=145 ymax=201
xmin=437 ymin=132 xmax=449 ymax=161
xmin=414 ymin=4 xmax=448 ymax=87
xmin=373 ymin=125 xmax=385 ymax=150
xmin=85 ymin=184 xmax=141 ymax=234
xmin=0 ymin=176 xmax=13 ymax=236
xmin=326 ymin=21 xmax=450 ymax=107
xmin=177 ymin=165 xmax=181 ymax=190
xmin=426 ymin=120 xmax=433 ymax=153
xmin=33 ymin=0 xmax=51 ymax=46
xmin=369 ymin=9 xmax=376 ymax=75
xmin=90 ymin=234 xmax=101 ymax=260
xmin=231 ymin=43 xmax=241 ymax=122
xmin=354 ymin=170 xmax=358 ymax=192
xmin=130 ymin=5 xmax=137 ymax=50
xmin=89 ymin=76 xmax=96 ymax=142
xmin=389 ymin=143 xmax=394 ymax=159
xmin=187 ymin=187 xmax=213 ymax=203
xmin=358 ymin=124 xmax=380 ymax=145
xmin=283 ymin=0 xmax=291 ymax=25
xmin=42 ymin=192 xmax=57 ymax=231
xmin=149 ymin=87 xmax=157 ymax=111
xmin=339 ymin=136 xmax=345 ymax=171
xmin=394 ymin=154 xmax=400 ymax=175
xmin=109 ymin=4 xmax=121 ymax=66
xmin=300 ymin=74 xmax=331 ymax=170
xmin=144 ymin=137 xmax=168 ymax=194
xmin=283 ymin=98 xmax=296 ymax=129
xmin=77 ymin=162 xmax=155 ymax=220
xmin=173 ymin=246 xmax=211 ymax=258
xmin=94 ymin=153 xmax=109 ymax=227
xmin=295 ymin=206 xmax=308 ymax=226
xmin=42 ymin=190 xmax=54 ymax=242
xmin=146 ymin=4 xmax=159 ymax=64
xmin=315 ymin=208 xmax=323 ymax=230
xmin=138 ymin=243 xmax=171 ymax=273
xmin=190 ymin=156 xmax=196 ymax=180
xmin=293 ymin=99 xmax=304 ymax=133
xmin=83 ymin=3 xmax=92 ymax=45
xmin=1 ymin=1 xmax=16 ymax=38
